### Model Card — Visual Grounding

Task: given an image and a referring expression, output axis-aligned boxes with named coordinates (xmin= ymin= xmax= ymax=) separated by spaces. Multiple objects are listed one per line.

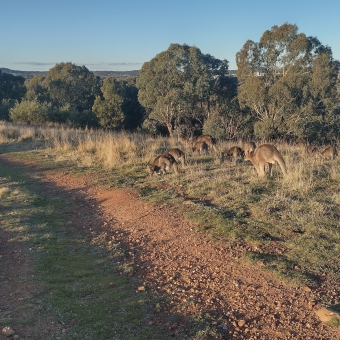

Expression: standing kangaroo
xmin=320 ymin=146 xmax=337 ymax=160
xmin=194 ymin=135 xmax=217 ymax=152
xmin=147 ymin=153 xmax=179 ymax=176
xmin=192 ymin=140 xmax=209 ymax=154
xmin=168 ymin=148 xmax=186 ymax=166
xmin=244 ymin=144 xmax=287 ymax=177
xmin=243 ymin=141 xmax=256 ymax=155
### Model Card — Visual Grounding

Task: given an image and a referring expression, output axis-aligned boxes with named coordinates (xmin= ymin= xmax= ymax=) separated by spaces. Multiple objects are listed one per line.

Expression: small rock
xmin=238 ymin=320 xmax=246 ymax=327
xmin=2 ymin=327 xmax=15 ymax=337
xmin=137 ymin=286 xmax=145 ymax=292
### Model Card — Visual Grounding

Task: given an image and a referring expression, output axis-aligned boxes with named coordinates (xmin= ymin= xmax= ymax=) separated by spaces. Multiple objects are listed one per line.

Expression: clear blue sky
xmin=1 ymin=0 xmax=339 ymax=72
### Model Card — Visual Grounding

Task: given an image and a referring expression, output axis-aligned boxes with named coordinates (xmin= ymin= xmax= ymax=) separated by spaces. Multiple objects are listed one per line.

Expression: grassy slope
xmin=0 ymin=151 xmax=177 ymax=339
xmin=1 ymin=125 xmax=340 ymax=335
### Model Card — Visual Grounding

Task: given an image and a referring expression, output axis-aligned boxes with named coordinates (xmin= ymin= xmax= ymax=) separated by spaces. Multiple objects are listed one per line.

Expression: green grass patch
xmin=0 ymin=158 xmax=177 ymax=339
xmin=2 ymin=131 xmax=340 ymax=293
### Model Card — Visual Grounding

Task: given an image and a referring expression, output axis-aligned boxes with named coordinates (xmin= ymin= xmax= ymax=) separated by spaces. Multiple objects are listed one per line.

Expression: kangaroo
xmin=295 ymin=142 xmax=318 ymax=156
xmin=147 ymin=153 xmax=179 ymax=177
xmin=306 ymin=145 xmax=318 ymax=154
xmin=177 ymin=134 xmax=188 ymax=146
xmin=194 ymin=135 xmax=217 ymax=152
xmin=192 ymin=140 xmax=209 ymax=154
xmin=222 ymin=146 xmax=244 ymax=164
xmin=320 ymin=146 xmax=337 ymax=160
xmin=243 ymin=141 xmax=256 ymax=155
xmin=295 ymin=141 xmax=306 ymax=151
xmin=244 ymin=144 xmax=287 ymax=177
xmin=168 ymin=148 xmax=186 ymax=166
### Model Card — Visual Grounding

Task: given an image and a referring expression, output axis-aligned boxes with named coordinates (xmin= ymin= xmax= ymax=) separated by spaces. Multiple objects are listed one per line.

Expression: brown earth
xmin=1 ymin=154 xmax=340 ymax=339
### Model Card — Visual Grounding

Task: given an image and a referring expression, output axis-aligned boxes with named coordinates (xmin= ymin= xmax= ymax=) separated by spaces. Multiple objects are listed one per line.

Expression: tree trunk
xmin=166 ymin=122 xmax=174 ymax=137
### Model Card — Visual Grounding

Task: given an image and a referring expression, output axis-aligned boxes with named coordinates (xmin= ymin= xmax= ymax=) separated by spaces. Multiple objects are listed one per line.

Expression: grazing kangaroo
xmin=177 ymin=134 xmax=188 ymax=146
xmin=148 ymin=153 xmax=179 ymax=176
xmin=168 ymin=148 xmax=186 ymax=166
xmin=295 ymin=141 xmax=306 ymax=150
xmin=194 ymin=135 xmax=217 ymax=152
xmin=222 ymin=146 xmax=244 ymax=164
xmin=243 ymin=141 xmax=256 ymax=155
xmin=244 ymin=144 xmax=287 ymax=177
xmin=320 ymin=146 xmax=337 ymax=160
xmin=192 ymin=140 xmax=209 ymax=154
xmin=306 ymin=145 xmax=318 ymax=154
xmin=295 ymin=142 xmax=318 ymax=156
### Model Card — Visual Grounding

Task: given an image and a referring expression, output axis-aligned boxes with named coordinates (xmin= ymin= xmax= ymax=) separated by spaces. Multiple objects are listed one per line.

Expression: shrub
xmin=0 ymin=99 xmax=15 ymax=120
xmin=9 ymin=100 xmax=50 ymax=124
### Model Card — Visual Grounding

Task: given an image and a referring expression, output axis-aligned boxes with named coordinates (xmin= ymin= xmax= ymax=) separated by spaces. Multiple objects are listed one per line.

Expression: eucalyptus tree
xmin=236 ymin=23 xmax=339 ymax=142
xmin=44 ymin=62 xmax=101 ymax=112
xmin=0 ymin=70 xmax=26 ymax=119
xmin=25 ymin=75 xmax=50 ymax=103
xmin=137 ymin=44 xmax=213 ymax=136
xmin=92 ymin=77 xmax=125 ymax=129
xmin=120 ymin=77 xmax=145 ymax=130
xmin=0 ymin=70 xmax=26 ymax=103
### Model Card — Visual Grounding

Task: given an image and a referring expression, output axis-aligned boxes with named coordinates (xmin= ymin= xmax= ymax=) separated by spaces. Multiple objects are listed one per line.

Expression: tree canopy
xmin=0 ymin=70 xmax=26 ymax=103
xmin=44 ymin=62 xmax=101 ymax=112
xmin=25 ymin=75 xmax=50 ymax=103
xmin=1 ymin=25 xmax=339 ymax=142
xmin=236 ymin=23 xmax=339 ymax=142
xmin=92 ymin=77 xmax=125 ymax=129
xmin=137 ymin=43 xmax=234 ymax=136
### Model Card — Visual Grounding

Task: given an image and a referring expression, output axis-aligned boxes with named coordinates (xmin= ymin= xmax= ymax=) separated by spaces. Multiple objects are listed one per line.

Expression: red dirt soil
xmin=1 ymin=155 xmax=340 ymax=339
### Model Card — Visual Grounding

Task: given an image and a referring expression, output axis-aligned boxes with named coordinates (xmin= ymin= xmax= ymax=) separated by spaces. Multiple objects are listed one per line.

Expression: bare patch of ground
xmin=1 ymin=154 xmax=340 ymax=339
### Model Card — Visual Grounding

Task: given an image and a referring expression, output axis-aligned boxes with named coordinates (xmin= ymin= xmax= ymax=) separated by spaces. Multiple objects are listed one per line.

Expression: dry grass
xmin=2 ymin=121 xmax=340 ymax=287
xmin=0 ymin=186 xmax=9 ymax=197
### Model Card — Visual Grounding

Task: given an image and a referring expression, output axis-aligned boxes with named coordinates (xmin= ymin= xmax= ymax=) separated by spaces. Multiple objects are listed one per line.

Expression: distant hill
xmin=0 ymin=68 xmax=140 ymax=79
xmin=0 ymin=68 xmax=48 ymax=78
xmin=1 ymin=67 xmax=237 ymax=79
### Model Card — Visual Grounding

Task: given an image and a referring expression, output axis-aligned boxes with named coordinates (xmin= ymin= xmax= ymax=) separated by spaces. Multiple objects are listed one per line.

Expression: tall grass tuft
xmin=2 ymin=121 xmax=340 ymax=286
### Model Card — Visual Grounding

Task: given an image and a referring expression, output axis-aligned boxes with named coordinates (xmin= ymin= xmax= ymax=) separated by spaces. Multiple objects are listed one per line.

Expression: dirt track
xmin=1 ymin=155 xmax=340 ymax=339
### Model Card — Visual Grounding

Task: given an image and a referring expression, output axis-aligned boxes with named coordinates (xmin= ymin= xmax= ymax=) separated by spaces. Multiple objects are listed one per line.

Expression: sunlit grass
xmin=1 ymin=120 xmax=340 ymax=289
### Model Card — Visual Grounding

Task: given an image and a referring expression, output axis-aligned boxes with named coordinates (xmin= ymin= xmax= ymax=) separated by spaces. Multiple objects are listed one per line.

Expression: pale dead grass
xmin=0 ymin=186 xmax=9 ymax=197
xmin=1 ymin=121 xmax=339 ymax=192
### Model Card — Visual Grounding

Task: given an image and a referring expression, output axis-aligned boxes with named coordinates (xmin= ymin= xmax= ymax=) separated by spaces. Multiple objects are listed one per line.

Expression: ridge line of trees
xmin=1 ymin=23 xmax=339 ymax=143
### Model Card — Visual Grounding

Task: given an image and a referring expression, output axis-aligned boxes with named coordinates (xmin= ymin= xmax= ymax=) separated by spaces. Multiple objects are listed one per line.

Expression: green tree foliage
xmin=0 ymin=99 xmax=15 ymax=120
xmin=67 ymin=109 xmax=99 ymax=129
xmin=0 ymin=70 xmax=26 ymax=118
xmin=120 ymin=77 xmax=145 ymax=130
xmin=25 ymin=75 xmax=50 ymax=103
xmin=203 ymin=97 xmax=252 ymax=140
xmin=203 ymin=74 xmax=251 ymax=140
xmin=137 ymin=44 xmax=237 ymax=137
xmin=137 ymin=44 xmax=212 ymax=136
xmin=9 ymin=99 xmax=51 ymax=124
xmin=93 ymin=76 xmax=145 ymax=130
xmin=236 ymin=23 xmax=339 ymax=142
xmin=44 ymin=62 xmax=101 ymax=112
xmin=92 ymin=77 xmax=125 ymax=129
